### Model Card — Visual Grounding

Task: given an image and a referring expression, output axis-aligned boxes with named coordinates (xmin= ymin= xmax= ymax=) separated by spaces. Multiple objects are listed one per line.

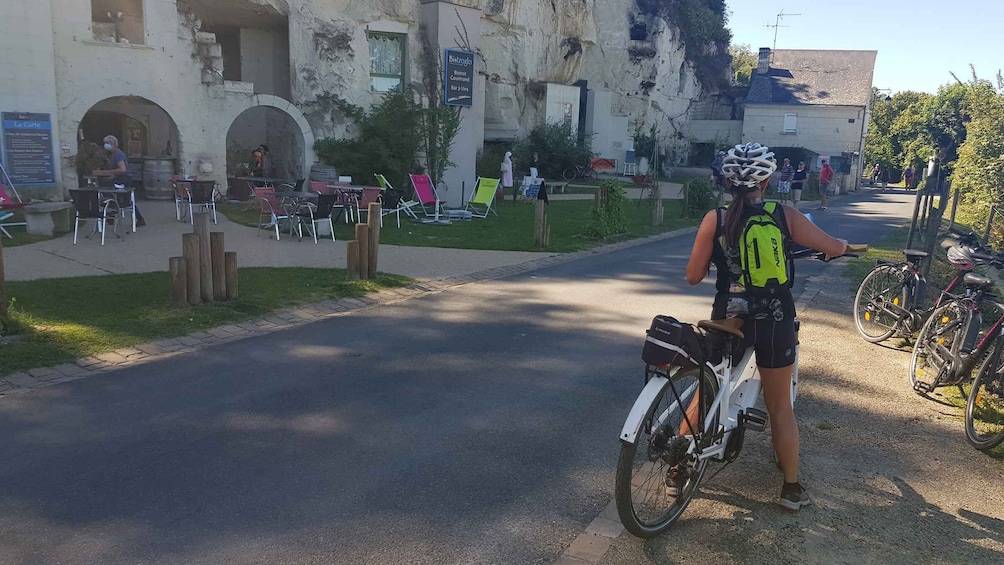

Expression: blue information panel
xmin=2 ymin=112 xmax=55 ymax=185
xmin=444 ymin=49 xmax=475 ymax=107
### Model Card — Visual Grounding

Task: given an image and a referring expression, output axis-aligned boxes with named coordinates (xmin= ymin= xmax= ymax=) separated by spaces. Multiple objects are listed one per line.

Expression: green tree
xmin=729 ymin=43 xmax=757 ymax=86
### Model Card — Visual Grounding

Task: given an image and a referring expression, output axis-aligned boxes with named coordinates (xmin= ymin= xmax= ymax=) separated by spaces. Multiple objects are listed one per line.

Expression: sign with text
xmin=444 ymin=49 xmax=475 ymax=107
xmin=2 ymin=112 xmax=55 ymax=185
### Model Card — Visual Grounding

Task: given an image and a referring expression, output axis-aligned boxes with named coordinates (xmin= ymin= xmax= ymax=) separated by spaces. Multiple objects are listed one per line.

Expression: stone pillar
xmin=420 ymin=1 xmax=485 ymax=209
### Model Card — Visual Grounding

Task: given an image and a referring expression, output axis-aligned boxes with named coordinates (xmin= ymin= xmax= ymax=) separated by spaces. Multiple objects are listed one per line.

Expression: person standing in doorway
xmin=818 ymin=158 xmax=833 ymax=211
xmin=92 ymin=134 xmax=145 ymax=226
xmin=791 ymin=161 xmax=807 ymax=210
xmin=501 ymin=151 xmax=514 ymax=201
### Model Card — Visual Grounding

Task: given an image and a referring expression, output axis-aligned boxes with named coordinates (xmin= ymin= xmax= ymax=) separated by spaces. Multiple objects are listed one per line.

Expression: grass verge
xmin=0 ymin=210 xmax=59 ymax=247
xmin=0 ymin=268 xmax=412 ymax=376
xmin=218 ymin=199 xmax=701 ymax=254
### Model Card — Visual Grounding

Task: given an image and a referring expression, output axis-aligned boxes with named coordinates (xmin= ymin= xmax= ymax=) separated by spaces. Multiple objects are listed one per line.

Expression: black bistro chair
xmin=187 ymin=180 xmax=219 ymax=224
xmin=69 ymin=189 xmax=121 ymax=245
xmin=294 ymin=193 xmax=338 ymax=244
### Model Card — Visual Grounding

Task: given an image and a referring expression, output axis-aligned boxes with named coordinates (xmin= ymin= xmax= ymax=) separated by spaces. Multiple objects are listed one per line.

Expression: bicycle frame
xmin=871 ymin=259 xmax=966 ymax=334
xmin=619 ymin=326 xmax=800 ymax=463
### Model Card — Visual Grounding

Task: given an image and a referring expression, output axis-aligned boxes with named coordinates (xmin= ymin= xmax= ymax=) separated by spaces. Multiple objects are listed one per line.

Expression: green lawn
xmin=0 ymin=268 xmax=411 ymax=376
xmin=219 ymin=199 xmax=700 ymax=254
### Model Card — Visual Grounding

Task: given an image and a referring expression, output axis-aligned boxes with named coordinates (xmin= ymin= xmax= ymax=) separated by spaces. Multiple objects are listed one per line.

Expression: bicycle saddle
xmin=963 ymin=273 xmax=995 ymax=289
xmin=698 ymin=319 xmax=745 ymax=340
xmin=902 ymin=249 xmax=929 ymax=260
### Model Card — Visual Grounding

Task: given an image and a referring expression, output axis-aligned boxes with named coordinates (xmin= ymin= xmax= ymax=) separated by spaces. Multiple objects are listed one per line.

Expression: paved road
xmin=0 ymin=191 xmax=928 ymax=564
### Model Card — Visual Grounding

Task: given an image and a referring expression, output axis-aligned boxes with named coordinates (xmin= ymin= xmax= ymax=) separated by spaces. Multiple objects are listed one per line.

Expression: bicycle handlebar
xmin=789 ymin=244 xmax=867 ymax=261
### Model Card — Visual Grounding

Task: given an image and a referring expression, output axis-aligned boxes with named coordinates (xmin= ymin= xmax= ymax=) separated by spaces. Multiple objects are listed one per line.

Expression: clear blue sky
xmin=726 ymin=1 xmax=1000 ymax=94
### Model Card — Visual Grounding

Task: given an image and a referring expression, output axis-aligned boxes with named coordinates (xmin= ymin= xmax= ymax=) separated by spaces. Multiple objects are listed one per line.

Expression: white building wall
xmin=584 ymin=88 xmax=630 ymax=164
xmin=0 ymin=0 xmax=62 ymax=193
xmin=742 ymin=105 xmax=866 ymax=156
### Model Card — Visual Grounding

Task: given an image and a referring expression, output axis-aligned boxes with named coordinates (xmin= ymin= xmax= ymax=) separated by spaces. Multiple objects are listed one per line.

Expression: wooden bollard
xmin=346 ymin=241 xmax=361 ymax=281
xmin=355 ymin=223 xmax=369 ymax=280
xmin=181 ymin=233 xmax=201 ymax=305
xmin=168 ymin=257 xmax=188 ymax=307
xmin=367 ymin=202 xmax=381 ymax=279
xmin=534 ymin=199 xmax=548 ymax=247
xmin=225 ymin=252 xmax=238 ymax=301
xmin=193 ymin=213 xmax=213 ymax=302
xmin=211 ymin=232 xmax=226 ymax=300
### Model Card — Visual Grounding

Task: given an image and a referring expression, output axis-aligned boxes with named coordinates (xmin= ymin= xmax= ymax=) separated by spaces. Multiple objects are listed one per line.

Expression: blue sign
xmin=444 ymin=49 xmax=475 ymax=107
xmin=2 ymin=112 xmax=55 ymax=185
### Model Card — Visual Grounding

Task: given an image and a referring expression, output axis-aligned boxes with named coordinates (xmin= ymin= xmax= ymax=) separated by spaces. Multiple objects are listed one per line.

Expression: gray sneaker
xmin=779 ymin=482 xmax=811 ymax=511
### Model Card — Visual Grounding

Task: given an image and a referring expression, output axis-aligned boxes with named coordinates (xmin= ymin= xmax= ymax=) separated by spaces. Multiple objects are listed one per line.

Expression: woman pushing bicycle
xmin=685 ymin=143 xmax=848 ymax=511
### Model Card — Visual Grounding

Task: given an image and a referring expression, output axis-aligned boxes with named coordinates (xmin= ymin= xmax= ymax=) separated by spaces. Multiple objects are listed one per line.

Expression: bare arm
xmin=783 ymin=205 xmax=847 ymax=258
xmin=686 ymin=210 xmax=719 ymax=285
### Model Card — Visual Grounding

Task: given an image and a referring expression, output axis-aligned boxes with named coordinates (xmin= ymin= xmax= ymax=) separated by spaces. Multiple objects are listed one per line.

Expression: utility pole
xmin=764 ymin=9 xmax=801 ymax=55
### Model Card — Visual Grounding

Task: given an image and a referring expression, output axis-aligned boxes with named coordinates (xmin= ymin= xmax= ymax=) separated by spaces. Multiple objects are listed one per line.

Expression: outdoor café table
xmin=97 ymin=187 xmax=137 ymax=233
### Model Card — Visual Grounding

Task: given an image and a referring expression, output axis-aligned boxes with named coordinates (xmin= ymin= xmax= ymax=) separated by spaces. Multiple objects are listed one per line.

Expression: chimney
xmin=757 ymin=47 xmax=771 ymax=75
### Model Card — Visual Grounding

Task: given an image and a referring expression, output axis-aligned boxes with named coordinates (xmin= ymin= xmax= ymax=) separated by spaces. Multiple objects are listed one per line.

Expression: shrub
xmin=478 ymin=122 xmax=593 ymax=182
xmin=683 ymin=177 xmax=716 ymax=217
xmin=583 ymin=180 xmax=629 ymax=238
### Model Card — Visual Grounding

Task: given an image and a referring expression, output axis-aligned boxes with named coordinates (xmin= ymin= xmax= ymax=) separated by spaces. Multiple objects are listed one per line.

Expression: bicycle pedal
xmin=913 ymin=380 xmax=934 ymax=394
xmin=739 ymin=408 xmax=769 ymax=432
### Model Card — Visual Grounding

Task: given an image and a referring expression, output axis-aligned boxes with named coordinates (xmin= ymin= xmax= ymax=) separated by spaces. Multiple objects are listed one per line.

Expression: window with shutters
xmin=368 ymin=33 xmax=406 ymax=92
xmin=782 ymin=113 xmax=797 ymax=134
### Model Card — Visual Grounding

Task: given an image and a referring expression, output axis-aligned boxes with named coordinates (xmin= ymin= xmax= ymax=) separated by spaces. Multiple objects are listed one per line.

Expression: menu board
xmin=444 ymin=49 xmax=475 ymax=107
xmin=2 ymin=112 xmax=55 ymax=185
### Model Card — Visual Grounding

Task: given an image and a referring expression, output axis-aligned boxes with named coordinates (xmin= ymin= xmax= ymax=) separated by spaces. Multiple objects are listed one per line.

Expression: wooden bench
xmin=549 ymin=182 xmax=568 ymax=194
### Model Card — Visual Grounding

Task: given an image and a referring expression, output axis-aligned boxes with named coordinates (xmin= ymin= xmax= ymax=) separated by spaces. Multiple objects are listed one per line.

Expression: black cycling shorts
xmin=740 ymin=316 xmax=797 ymax=369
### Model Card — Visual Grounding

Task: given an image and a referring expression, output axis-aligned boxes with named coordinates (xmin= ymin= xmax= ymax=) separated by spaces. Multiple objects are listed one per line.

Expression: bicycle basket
xmin=642 ymin=316 xmax=701 ymax=369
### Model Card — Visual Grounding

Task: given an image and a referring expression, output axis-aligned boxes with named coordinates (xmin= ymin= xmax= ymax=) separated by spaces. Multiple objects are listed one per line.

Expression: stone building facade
xmin=0 ymin=0 xmax=722 ymax=206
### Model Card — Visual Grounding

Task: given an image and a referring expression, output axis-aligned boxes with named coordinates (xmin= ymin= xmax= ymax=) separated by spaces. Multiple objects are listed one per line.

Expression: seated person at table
xmin=249 ymin=145 xmax=272 ymax=177
xmin=92 ymin=135 xmax=145 ymax=226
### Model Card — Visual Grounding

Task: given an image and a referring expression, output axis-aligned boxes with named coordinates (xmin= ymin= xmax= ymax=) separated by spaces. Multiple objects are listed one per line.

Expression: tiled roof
xmin=747 ymin=49 xmax=877 ymax=107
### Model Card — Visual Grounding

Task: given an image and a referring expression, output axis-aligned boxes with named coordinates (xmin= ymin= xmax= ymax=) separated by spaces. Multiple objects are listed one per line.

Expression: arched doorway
xmin=224 ymin=95 xmax=315 ymax=191
xmin=78 ymin=96 xmax=180 ymax=197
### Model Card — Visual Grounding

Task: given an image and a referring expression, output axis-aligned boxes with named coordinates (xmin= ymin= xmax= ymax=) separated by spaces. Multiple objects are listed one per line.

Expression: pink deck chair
xmin=408 ymin=174 xmax=442 ymax=217
xmin=0 ymin=182 xmax=28 ymax=238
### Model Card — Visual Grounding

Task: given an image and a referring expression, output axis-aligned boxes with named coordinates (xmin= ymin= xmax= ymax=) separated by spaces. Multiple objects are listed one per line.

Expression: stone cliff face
xmin=228 ymin=0 xmax=723 ymax=158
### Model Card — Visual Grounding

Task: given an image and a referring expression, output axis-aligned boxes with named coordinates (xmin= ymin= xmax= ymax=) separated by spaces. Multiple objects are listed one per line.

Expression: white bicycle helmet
xmin=721 ymin=143 xmax=777 ymax=190
xmin=946 ymin=244 xmax=976 ymax=270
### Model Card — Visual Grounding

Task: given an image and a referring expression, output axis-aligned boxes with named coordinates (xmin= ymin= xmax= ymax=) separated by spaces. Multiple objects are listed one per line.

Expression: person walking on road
xmin=818 ymin=158 xmax=833 ymax=210
xmin=686 ymin=142 xmax=848 ymax=511
xmin=777 ymin=157 xmax=794 ymax=204
xmin=791 ymin=161 xmax=807 ymax=210
xmin=903 ymin=164 xmax=915 ymax=190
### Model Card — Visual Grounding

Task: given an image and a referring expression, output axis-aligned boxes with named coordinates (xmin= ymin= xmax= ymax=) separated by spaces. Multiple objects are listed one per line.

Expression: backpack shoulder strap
xmin=714 ymin=206 xmax=726 ymax=239
xmin=763 ymin=201 xmax=792 ymax=242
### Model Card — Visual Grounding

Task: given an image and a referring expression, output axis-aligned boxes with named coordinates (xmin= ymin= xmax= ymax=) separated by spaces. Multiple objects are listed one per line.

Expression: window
xmin=368 ymin=33 xmax=406 ymax=92
xmin=91 ymin=0 xmax=145 ymax=45
xmin=783 ymin=113 xmax=798 ymax=133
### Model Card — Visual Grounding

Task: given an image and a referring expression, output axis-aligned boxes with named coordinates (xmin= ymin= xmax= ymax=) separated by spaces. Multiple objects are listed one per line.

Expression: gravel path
xmin=600 ymin=267 xmax=1004 ymax=564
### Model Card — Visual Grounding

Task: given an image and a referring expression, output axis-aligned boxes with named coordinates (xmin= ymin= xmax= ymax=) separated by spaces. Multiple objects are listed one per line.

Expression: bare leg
xmin=759 ymin=364 xmax=799 ymax=483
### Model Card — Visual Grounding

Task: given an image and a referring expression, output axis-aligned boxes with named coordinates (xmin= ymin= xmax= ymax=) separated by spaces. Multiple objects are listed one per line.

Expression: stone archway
xmin=224 ymin=94 xmax=315 ymax=181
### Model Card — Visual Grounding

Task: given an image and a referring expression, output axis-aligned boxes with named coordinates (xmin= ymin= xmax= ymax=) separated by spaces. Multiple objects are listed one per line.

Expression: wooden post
xmin=210 ymin=232 xmax=226 ymax=300
xmin=193 ymin=213 xmax=213 ymax=302
xmin=225 ymin=252 xmax=238 ymax=301
xmin=169 ymin=257 xmax=188 ymax=308
xmin=355 ymin=224 xmax=369 ymax=280
xmin=181 ymin=233 xmax=201 ymax=305
xmin=535 ymin=199 xmax=548 ymax=247
xmin=346 ymin=241 xmax=361 ymax=281
xmin=0 ymin=236 xmax=6 ymax=318
xmin=367 ymin=202 xmax=381 ymax=279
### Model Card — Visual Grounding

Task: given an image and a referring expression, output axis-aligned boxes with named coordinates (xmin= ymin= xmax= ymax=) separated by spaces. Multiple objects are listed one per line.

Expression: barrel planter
xmin=143 ymin=157 xmax=176 ymax=200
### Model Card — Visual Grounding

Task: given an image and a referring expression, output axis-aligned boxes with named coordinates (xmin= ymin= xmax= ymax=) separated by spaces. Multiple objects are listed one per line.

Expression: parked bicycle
xmin=561 ymin=163 xmax=596 ymax=182
xmin=853 ymin=228 xmax=986 ymax=343
xmin=615 ymin=246 xmax=865 ymax=537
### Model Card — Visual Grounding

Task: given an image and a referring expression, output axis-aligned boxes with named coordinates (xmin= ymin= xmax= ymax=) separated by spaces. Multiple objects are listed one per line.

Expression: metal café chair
xmin=253 ymin=186 xmax=291 ymax=240
xmin=69 ymin=189 xmax=121 ymax=245
xmin=187 ymin=180 xmax=219 ymax=224
xmin=294 ymin=193 xmax=339 ymax=244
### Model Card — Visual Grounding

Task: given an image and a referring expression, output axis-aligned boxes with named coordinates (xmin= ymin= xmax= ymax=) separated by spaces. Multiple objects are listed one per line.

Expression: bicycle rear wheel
xmin=910 ymin=301 xmax=965 ymax=393
xmin=965 ymin=351 xmax=1004 ymax=450
xmin=562 ymin=168 xmax=575 ymax=181
xmin=615 ymin=367 xmax=718 ymax=538
xmin=853 ymin=264 xmax=906 ymax=342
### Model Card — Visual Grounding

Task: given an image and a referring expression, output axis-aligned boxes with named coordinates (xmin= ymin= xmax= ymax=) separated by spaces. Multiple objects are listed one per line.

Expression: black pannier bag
xmin=641 ymin=315 xmax=702 ymax=369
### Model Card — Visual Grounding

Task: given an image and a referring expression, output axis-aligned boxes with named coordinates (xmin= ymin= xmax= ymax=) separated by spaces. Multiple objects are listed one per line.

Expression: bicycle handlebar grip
xmin=846 ymin=244 xmax=868 ymax=253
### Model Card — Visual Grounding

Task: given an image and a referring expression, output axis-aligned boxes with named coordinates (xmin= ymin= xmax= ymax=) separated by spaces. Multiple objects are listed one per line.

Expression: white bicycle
xmin=615 ymin=246 xmax=864 ymax=537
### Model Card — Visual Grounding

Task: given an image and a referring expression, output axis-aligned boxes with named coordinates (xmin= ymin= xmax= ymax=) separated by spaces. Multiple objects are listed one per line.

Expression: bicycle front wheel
xmin=853 ymin=264 xmax=906 ymax=342
xmin=965 ymin=351 xmax=1004 ymax=450
xmin=615 ymin=367 xmax=718 ymax=538
xmin=562 ymin=168 xmax=575 ymax=181
xmin=910 ymin=301 xmax=965 ymax=393
xmin=584 ymin=166 xmax=597 ymax=180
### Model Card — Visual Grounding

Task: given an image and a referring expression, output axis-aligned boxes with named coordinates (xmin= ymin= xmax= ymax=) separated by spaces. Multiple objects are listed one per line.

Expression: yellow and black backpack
xmin=718 ymin=202 xmax=793 ymax=295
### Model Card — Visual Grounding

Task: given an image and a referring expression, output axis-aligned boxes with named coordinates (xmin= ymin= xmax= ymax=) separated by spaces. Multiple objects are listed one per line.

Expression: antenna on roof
xmin=764 ymin=9 xmax=801 ymax=54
